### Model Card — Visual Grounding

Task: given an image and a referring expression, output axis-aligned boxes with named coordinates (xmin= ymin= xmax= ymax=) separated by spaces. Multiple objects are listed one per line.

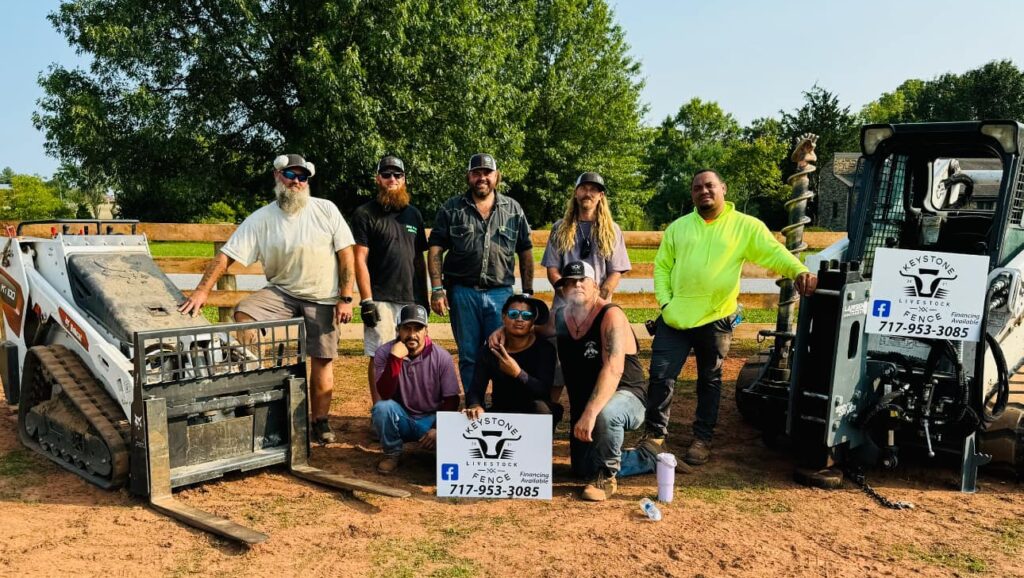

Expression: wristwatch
xmin=339 ymin=295 xmax=353 ymax=304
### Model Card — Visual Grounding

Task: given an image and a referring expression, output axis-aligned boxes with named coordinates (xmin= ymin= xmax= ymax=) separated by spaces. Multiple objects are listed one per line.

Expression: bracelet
xmin=431 ymin=286 xmax=446 ymax=293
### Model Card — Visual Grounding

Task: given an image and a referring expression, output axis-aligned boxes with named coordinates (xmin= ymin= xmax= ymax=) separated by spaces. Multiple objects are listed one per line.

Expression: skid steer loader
xmin=0 ymin=220 xmax=409 ymax=545
xmin=736 ymin=121 xmax=1024 ymax=493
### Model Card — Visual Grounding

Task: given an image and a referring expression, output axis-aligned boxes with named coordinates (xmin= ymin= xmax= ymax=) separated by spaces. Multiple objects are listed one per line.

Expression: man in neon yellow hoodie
xmin=644 ymin=169 xmax=818 ymax=466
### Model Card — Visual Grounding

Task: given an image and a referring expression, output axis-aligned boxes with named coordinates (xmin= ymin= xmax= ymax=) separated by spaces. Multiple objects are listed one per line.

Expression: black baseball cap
xmin=397 ymin=304 xmax=429 ymax=328
xmin=575 ymin=171 xmax=605 ymax=191
xmin=377 ymin=155 xmax=405 ymax=173
xmin=502 ymin=294 xmax=550 ymax=326
xmin=554 ymin=260 xmax=597 ymax=288
xmin=273 ymin=153 xmax=315 ymax=176
xmin=468 ymin=153 xmax=497 ymax=172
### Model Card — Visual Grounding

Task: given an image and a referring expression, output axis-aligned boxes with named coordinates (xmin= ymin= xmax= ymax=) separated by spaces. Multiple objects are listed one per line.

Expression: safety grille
xmin=1010 ymin=161 xmax=1024 ymax=226
xmin=861 ymin=154 xmax=909 ymax=277
xmin=133 ymin=318 xmax=306 ymax=385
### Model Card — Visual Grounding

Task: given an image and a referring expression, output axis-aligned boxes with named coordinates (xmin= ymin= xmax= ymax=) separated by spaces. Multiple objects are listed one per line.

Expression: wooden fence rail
xmin=5 ymin=221 xmax=844 ymax=313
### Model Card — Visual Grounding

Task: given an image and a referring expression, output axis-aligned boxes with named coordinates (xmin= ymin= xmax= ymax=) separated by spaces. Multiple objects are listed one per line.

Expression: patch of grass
xmin=0 ymin=449 xmax=41 ymax=477
xmin=370 ymin=530 xmax=479 ymax=578
xmin=892 ymin=544 xmax=988 ymax=574
xmin=995 ymin=518 xmax=1024 ymax=553
xmin=149 ymin=241 xmax=215 ymax=257
xmin=168 ymin=544 xmax=209 ymax=578
xmin=678 ymin=470 xmax=773 ymax=505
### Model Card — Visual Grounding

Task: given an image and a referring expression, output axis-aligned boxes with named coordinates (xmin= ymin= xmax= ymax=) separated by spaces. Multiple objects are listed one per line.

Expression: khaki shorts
xmin=235 ymin=286 xmax=339 ymax=359
xmin=362 ymin=301 xmax=405 ymax=357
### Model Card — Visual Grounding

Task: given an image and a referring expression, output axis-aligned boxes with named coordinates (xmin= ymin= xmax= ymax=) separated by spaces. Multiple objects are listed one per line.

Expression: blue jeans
xmin=447 ymin=284 xmax=513 ymax=388
xmin=570 ymin=390 xmax=655 ymax=479
xmin=371 ymin=400 xmax=437 ymax=456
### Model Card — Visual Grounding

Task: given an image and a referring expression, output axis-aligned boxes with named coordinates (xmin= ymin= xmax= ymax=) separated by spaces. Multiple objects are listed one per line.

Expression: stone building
xmin=815 ymin=152 xmax=861 ymax=231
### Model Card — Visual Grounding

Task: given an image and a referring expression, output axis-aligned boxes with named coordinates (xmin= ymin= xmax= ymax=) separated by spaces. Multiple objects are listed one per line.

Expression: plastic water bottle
xmin=732 ymin=304 xmax=745 ymax=328
xmin=639 ymin=498 xmax=662 ymax=521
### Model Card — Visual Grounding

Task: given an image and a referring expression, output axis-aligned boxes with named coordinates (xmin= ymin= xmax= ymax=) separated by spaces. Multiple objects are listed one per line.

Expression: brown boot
xmin=637 ymin=437 xmax=694 ymax=474
xmin=377 ymin=454 xmax=401 ymax=475
xmin=581 ymin=471 xmax=617 ymax=502
xmin=684 ymin=439 xmax=711 ymax=466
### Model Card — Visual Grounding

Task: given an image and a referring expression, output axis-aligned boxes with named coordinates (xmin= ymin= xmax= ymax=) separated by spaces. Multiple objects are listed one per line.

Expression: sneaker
xmin=581 ymin=471 xmax=617 ymax=502
xmin=377 ymin=455 xmax=401 ymax=475
xmin=312 ymin=418 xmax=336 ymax=445
xmin=684 ymin=439 xmax=711 ymax=466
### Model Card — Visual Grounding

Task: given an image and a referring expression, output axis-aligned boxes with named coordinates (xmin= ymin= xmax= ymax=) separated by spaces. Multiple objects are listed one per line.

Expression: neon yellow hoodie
xmin=654 ymin=202 xmax=807 ymax=330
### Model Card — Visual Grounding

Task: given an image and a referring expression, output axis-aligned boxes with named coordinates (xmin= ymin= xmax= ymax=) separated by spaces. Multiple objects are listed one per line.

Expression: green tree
xmin=2 ymin=174 xmax=72 ymax=220
xmin=0 ymin=167 xmax=13 ymax=185
xmin=513 ymin=0 xmax=648 ymax=228
xmin=861 ymin=60 xmax=1024 ymax=124
xmin=642 ymin=98 xmax=741 ymax=226
xmin=780 ymin=85 xmax=859 ymax=170
xmin=36 ymin=0 xmax=646 ymax=227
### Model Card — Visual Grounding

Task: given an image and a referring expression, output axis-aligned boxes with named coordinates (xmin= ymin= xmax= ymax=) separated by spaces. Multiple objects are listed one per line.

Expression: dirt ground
xmin=2 ymin=339 xmax=1024 ymax=578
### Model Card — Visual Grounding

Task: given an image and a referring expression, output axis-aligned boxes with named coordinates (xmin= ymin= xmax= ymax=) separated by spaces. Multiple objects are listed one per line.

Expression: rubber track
xmin=28 ymin=344 xmax=130 ymax=489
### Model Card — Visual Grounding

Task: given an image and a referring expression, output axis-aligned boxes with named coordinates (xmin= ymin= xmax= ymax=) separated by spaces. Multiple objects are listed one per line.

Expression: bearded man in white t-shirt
xmin=179 ymin=153 xmax=356 ymax=444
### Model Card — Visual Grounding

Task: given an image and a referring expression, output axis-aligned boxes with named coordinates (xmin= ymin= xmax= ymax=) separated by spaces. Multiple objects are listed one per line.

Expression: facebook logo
xmin=441 ymin=463 xmax=459 ymax=481
xmin=872 ymin=300 xmax=891 ymax=318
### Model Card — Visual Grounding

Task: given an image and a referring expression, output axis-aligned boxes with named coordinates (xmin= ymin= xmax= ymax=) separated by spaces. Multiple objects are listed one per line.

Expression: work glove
xmin=361 ymin=300 xmax=380 ymax=328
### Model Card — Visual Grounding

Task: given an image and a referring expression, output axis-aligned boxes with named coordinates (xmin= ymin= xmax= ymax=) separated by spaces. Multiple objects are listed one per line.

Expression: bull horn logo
xmin=899 ymin=268 xmax=957 ymax=299
xmin=463 ymin=430 xmax=521 ymax=460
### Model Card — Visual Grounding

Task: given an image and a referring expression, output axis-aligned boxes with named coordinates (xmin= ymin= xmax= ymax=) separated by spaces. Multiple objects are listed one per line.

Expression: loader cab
xmin=846 ymin=121 xmax=1024 ymax=276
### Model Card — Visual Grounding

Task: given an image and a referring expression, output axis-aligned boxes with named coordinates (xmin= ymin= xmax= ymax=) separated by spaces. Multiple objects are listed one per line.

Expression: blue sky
xmin=4 ymin=0 xmax=1023 ymax=178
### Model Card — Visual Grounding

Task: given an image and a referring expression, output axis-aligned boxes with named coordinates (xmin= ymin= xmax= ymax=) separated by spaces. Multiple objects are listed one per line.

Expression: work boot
xmin=581 ymin=471 xmax=617 ymax=502
xmin=637 ymin=438 xmax=694 ymax=474
xmin=377 ymin=454 xmax=401 ymax=475
xmin=684 ymin=439 xmax=711 ymax=466
xmin=312 ymin=418 xmax=336 ymax=445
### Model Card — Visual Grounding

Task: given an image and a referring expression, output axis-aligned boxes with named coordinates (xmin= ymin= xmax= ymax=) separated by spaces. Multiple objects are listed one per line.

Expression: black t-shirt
xmin=349 ymin=200 xmax=428 ymax=305
xmin=555 ymin=304 xmax=647 ymax=424
xmin=467 ymin=336 xmax=556 ymax=411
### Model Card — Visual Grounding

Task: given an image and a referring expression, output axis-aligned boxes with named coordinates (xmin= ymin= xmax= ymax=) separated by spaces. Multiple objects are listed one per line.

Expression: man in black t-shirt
xmin=351 ymin=155 xmax=430 ymax=396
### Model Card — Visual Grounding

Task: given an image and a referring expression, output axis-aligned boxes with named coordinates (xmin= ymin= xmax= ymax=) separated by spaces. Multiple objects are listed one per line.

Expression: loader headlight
xmin=861 ymin=125 xmax=894 ymax=155
xmin=980 ymin=122 xmax=1019 ymax=154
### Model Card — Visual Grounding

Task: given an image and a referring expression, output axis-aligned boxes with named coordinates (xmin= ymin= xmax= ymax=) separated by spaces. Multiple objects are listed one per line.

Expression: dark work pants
xmin=645 ymin=314 xmax=734 ymax=442
xmin=490 ymin=399 xmax=565 ymax=429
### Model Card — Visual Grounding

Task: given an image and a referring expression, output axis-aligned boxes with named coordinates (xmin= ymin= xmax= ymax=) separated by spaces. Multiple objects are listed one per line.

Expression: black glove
xmin=361 ymin=300 xmax=380 ymax=328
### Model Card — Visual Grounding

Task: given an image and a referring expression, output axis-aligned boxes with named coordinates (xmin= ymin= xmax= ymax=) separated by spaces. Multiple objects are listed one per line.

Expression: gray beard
xmin=275 ymin=182 xmax=310 ymax=215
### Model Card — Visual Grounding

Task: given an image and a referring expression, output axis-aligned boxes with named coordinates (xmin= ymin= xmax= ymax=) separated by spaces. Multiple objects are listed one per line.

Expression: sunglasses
xmin=505 ymin=309 xmax=536 ymax=321
xmin=281 ymin=169 xmax=309 ymax=183
xmin=580 ymin=236 xmax=593 ymax=260
xmin=379 ymin=171 xmax=405 ymax=180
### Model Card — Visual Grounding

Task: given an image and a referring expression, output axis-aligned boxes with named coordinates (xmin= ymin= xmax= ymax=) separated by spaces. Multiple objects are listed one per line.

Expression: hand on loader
xmin=795 ymin=272 xmax=818 ymax=297
xmin=179 ymin=288 xmax=209 ymax=317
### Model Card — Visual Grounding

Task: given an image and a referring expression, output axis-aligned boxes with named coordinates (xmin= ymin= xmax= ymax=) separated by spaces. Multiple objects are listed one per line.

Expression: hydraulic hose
xmin=982 ymin=331 xmax=1010 ymax=425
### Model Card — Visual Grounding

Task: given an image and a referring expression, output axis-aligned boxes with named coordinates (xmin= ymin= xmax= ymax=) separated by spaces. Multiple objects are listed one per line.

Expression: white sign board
xmin=436 ymin=412 xmax=552 ymax=500
xmin=866 ymin=248 xmax=988 ymax=342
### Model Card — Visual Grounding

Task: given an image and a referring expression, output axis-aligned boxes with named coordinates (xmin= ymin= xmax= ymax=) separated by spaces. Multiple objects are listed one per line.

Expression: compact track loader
xmin=736 ymin=121 xmax=1024 ymax=493
xmin=0 ymin=220 xmax=408 ymax=545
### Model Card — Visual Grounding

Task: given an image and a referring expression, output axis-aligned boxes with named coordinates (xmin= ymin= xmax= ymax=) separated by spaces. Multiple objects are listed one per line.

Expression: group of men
xmin=179 ymin=152 xmax=818 ymax=502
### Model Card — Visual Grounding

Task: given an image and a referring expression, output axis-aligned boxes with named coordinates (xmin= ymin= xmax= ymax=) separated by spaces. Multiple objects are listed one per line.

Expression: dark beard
xmin=377 ymin=182 xmax=410 ymax=210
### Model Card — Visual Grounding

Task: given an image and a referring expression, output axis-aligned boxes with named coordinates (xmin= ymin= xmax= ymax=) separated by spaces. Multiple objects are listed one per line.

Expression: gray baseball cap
xmin=397 ymin=304 xmax=429 ymax=328
xmin=273 ymin=153 xmax=315 ymax=176
xmin=377 ymin=155 xmax=405 ymax=173
xmin=468 ymin=153 xmax=497 ymax=172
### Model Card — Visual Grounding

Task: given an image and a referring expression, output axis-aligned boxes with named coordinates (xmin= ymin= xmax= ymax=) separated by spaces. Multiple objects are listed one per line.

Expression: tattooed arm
xmin=178 ymin=253 xmax=234 ymax=316
xmin=573 ymin=306 xmax=629 ymax=442
xmin=428 ymin=246 xmax=449 ymax=316
xmin=335 ymin=246 xmax=355 ymax=323
xmin=518 ymin=248 xmax=534 ymax=294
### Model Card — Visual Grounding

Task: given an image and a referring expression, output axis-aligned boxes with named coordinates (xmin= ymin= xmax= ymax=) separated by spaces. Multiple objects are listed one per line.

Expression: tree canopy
xmin=35 ymin=0 xmax=647 ymax=227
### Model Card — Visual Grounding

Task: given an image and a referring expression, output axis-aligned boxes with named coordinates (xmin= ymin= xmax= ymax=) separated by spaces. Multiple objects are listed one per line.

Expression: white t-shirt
xmin=221 ymin=197 xmax=355 ymax=304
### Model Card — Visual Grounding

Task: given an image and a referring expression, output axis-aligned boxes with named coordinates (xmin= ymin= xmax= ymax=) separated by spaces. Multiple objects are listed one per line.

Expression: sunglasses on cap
xmin=379 ymin=171 xmax=405 ymax=180
xmin=505 ymin=309 xmax=536 ymax=321
xmin=281 ymin=169 xmax=310 ymax=183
